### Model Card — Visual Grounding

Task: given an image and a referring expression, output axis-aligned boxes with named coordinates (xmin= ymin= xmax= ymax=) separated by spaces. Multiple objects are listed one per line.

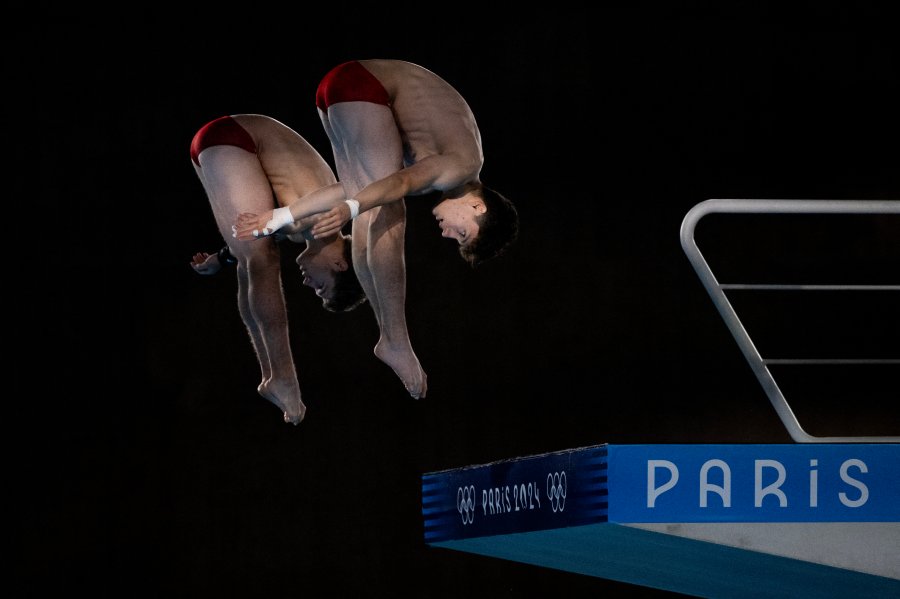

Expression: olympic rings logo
xmin=457 ymin=485 xmax=476 ymax=525
xmin=547 ymin=471 xmax=567 ymax=513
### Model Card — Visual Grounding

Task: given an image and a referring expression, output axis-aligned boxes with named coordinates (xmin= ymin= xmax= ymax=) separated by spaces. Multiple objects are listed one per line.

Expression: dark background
xmin=13 ymin=6 xmax=899 ymax=598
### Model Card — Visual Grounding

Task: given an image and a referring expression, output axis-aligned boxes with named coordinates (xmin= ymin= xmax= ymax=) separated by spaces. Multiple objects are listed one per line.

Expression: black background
xmin=12 ymin=5 xmax=899 ymax=598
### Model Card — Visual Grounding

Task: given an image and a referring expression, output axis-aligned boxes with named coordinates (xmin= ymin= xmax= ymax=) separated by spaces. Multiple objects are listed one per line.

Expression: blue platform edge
xmin=422 ymin=444 xmax=899 ymax=543
xmin=421 ymin=444 xmax=900 ymax=598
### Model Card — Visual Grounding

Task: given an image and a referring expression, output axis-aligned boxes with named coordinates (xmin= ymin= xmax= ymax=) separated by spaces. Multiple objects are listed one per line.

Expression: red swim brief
xmin=190 ymin=115 xmax=257 ymax=166
xmin=315 ymin=61 xmax=390 ymax=111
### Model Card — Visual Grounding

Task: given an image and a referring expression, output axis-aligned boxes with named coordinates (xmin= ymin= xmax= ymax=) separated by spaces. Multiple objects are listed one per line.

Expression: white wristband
xmin=257 ymin=206 xmax=294 ymax=237
xmin=271 ymin=206 xmax=295 ymax=229
xmin=345 ymin=198 xmax=360 ymax=219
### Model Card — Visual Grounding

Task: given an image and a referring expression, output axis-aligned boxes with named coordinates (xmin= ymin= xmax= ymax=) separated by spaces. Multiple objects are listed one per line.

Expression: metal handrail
xmin=680 ymin=199 xmax=900 ymax=443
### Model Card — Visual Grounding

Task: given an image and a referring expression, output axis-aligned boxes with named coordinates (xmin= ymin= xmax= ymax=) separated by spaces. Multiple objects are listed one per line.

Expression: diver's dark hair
xmin=460 ymin=183 xmax=519 ymax=268
xmin=322 ymin=236 xmax=368 ymax=313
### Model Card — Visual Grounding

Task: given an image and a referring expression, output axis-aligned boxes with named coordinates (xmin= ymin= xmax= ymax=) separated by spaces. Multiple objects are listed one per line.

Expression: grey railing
xmin=680 ymin=199 xmax=899 ymax=443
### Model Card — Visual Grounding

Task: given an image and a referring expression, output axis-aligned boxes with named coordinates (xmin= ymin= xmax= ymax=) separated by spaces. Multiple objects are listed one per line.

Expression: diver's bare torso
xmin=231 ymin=114 xmax=337 ymax=206
xmin=355 ymin=60 xmax=484 ymax=175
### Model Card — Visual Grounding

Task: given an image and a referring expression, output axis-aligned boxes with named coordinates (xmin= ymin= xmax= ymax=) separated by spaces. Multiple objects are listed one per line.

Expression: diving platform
xmin=422 ymin=443 xmax=900 ymax=598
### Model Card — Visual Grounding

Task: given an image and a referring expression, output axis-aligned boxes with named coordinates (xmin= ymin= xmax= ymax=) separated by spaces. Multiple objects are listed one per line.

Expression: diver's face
xmin=432 ymin=195 xmax=485 ymax=246
xmin=296 ymin=251 xmax=339 ymax=300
